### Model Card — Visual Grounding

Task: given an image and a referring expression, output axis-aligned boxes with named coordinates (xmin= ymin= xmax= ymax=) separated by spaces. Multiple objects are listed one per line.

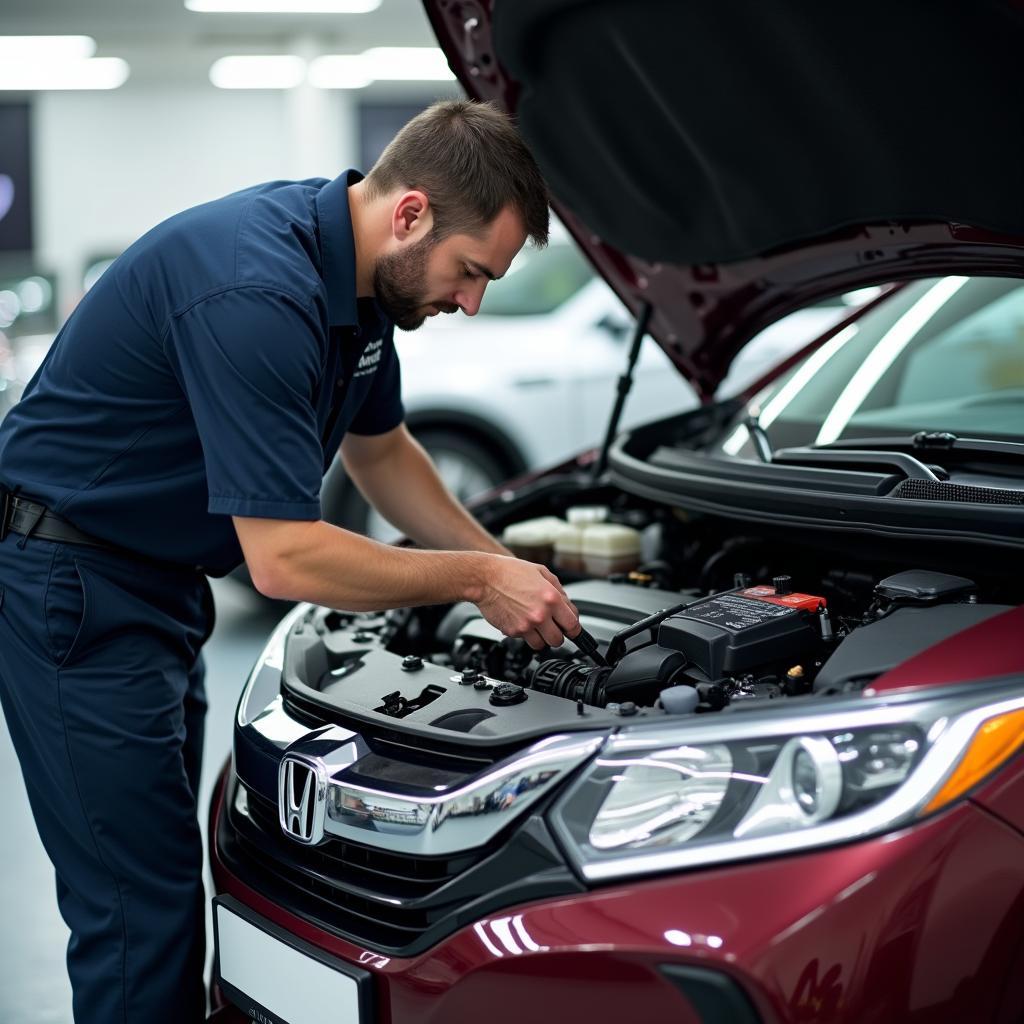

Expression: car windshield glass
xmin=718 ymin=276 xmax=1024 ymax=457
xmin=478 ymin=240 xmax=595 ymax=316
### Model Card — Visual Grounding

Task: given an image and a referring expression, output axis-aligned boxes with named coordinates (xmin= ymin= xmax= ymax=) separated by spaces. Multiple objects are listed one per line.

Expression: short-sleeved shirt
xmin=0 ymin=169 xmax=403 ymax=576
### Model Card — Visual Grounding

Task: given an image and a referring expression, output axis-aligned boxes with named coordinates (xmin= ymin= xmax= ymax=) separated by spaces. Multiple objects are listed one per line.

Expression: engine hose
xmin=526 ymin=659 xmax=613 ymax=706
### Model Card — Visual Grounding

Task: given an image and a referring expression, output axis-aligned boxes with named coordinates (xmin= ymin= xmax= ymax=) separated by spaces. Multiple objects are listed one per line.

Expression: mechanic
xmin=0 ymin=99 xmax=580 ymax=1023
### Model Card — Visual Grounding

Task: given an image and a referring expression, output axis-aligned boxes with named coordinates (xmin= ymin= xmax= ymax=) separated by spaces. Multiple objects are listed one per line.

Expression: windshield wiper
xmin=817 ymin=431 xmax=1024 ymax=462
xmin=773 ymin=447 xmax=941 ymax=481
xmin=744 ymin=415 xmax=774 ymax=463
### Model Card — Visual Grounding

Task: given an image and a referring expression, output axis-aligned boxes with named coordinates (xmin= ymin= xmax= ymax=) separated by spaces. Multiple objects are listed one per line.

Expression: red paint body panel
xmin=972 ymin=757 xmax=1024 ymax=839
xmin=209 ymin=768 xmax=1024 ymax=1024
xmin=868 ymin=606 xmax=1024 ymax=695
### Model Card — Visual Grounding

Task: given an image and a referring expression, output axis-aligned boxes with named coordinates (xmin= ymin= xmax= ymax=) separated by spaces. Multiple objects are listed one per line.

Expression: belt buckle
xmin=0 ymin=487 xmax=10 ymax=542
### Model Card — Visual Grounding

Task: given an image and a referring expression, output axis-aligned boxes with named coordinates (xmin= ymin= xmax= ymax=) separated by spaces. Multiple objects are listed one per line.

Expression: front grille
xmin=218 ymin=777 xmax=582 ymax=956
xmin=231 ymin=786 xmax=487 ymax=947
xmin=246 ymin=788 xmax=477 ymax=895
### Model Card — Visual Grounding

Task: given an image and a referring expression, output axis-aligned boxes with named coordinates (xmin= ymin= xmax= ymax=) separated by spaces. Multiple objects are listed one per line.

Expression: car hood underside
xmin=426 ymin=0 xmax=1024 ymax=398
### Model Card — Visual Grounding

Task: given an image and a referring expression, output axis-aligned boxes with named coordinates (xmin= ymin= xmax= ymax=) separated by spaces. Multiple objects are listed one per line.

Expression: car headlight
xmin=551 ymin=682 xmax=1024 ymax=881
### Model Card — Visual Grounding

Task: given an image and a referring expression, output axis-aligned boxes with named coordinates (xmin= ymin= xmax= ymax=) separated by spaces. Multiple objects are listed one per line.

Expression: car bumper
xmin=209 ymin=764 xmax=1024 ymax=1024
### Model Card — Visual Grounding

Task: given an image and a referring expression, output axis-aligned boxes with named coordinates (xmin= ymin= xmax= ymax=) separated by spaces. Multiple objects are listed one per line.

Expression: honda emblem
xmin=278 ymin=755 xmax=326 ymax=845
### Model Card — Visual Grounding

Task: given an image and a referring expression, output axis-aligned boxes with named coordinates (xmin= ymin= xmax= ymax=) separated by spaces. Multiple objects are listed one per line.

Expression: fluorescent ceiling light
xmin=210 ymin=55 xmax=307 ymax=89
xmin=187 ymin=0 xmax=380 ymax=12
xmin=0 ymin=36 xmax=96 ymax=61
xmin=309 ymin=47 xmax=455 ymax=88
xmin=0 ymin=58 xmax=129 ymax=91
xmin=363 ymin=47 xmax=455 ymax=81
xmin=307 ymin=55 xmax=371 ymax=89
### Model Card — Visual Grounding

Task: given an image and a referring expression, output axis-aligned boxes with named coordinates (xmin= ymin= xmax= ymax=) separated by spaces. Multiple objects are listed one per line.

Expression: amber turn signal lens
xmin=922 ymin=708 xmax=1024 ymax=815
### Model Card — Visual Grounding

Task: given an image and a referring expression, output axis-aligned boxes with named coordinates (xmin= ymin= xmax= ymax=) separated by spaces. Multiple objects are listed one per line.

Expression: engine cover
xmin=658 ymin=586 xmax=825 ymax=682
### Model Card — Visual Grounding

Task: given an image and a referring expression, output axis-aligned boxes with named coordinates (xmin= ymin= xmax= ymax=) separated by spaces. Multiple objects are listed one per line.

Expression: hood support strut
xmin=593 ymin=301 xmax=652 ymax=480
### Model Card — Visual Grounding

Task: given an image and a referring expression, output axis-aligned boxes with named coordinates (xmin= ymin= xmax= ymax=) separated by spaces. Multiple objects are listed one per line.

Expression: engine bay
xmin=279 ymin=491 xmax=1015 ymax=746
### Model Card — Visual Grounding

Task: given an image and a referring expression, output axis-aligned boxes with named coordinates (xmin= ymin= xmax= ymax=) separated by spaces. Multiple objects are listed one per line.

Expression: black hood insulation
xmin=493 ymin=0 xmax=1024 ymax=264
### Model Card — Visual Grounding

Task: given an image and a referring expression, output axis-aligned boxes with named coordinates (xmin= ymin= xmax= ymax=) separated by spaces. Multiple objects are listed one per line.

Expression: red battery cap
xmin=741 ymin=586 xmax=826 ymax=612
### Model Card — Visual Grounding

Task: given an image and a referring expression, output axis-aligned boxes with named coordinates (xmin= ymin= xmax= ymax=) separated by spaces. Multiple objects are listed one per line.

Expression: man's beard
xmin=373 ymin=234 xmax=456 ymax=331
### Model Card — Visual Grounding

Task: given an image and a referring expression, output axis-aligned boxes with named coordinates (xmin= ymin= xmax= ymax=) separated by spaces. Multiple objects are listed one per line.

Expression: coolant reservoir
xmin=581 ymin=523 xmax=642 ymax=577
xmin=501 ymin=517 xmax=571 ymax=563
xmin=566 ymin=505 xmax=609 ymax=525
xmin=554 ymin=524 xmax=586 ymax=573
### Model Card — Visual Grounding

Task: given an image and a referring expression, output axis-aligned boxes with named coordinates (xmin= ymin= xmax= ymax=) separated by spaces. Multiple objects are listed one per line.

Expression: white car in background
xmin=324 ymin=226 xmax=867 ymax=539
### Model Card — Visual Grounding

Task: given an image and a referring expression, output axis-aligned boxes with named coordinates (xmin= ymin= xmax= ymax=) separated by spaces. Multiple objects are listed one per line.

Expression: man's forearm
xmin=233 ymin=514 xmax=581 ymax=651
xmin=344 ymin=430 xmax=510 ymax=554
xmin=240 ymin=517 xmax=491 ymax=608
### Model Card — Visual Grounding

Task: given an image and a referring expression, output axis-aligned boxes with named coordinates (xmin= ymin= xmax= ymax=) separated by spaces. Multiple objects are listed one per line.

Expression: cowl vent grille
xmin=891 ymin=479 xmax=1024 ymax=505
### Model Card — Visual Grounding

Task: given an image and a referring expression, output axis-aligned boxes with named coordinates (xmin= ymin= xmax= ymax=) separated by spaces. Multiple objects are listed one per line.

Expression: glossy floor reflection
xmin=0 ymin=576 xmax=286 ymax=1024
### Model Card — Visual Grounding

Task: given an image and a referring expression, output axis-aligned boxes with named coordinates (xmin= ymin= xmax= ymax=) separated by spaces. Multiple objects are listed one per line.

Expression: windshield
xmin=719 ymin=276 xmax=1024 ymax=457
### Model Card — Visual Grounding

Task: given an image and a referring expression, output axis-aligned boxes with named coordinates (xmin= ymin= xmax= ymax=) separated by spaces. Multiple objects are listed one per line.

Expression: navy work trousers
xmin=0 ymin=532 xmax=215 ymax=1023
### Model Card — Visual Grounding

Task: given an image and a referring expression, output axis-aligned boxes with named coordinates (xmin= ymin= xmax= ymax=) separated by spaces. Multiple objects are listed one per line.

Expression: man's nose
xmin=454 ymin=281 xmax=487 ymax=316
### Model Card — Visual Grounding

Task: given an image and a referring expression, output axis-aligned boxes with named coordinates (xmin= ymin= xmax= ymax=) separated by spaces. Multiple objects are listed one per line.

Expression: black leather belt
xmin=0 ymin=488 xmax=212 ymax=576
xmin=1 ymin=491 xmax=120 ymax=552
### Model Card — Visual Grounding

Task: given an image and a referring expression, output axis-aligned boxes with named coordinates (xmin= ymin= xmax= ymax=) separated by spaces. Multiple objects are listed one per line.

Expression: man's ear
xmin=392 ymin=190 xmax=432 ymax=242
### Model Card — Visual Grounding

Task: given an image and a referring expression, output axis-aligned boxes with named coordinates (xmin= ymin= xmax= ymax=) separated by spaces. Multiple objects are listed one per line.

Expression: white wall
xmin=33 ymin=85 xmax=357 ymax=318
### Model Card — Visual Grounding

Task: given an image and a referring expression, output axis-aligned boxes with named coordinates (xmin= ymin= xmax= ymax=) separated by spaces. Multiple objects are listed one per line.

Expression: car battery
xmin=658 ymin=580 xmax=825 ymax=682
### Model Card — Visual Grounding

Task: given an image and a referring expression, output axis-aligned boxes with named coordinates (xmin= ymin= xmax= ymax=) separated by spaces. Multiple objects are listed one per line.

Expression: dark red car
xmin=208 ymin=2 xmax=1024 ymax=1021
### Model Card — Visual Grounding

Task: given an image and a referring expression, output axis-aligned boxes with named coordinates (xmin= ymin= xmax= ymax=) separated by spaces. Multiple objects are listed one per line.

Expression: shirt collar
xmin=315 ymin=168 xmax=364 ymax=328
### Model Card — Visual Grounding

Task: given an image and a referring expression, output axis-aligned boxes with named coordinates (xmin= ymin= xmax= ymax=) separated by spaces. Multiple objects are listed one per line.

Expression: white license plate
xmin=215 ymin=900 xmax=367 ymax=1024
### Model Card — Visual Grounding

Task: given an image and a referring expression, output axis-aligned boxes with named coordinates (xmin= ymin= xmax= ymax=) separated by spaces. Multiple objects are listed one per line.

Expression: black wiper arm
xmin=773 ymin=447 xmax=941 ymax=481
xmin=817 ymin=432 xmax=1024 ymax=461
xmin=744 ymin=415 xmax=774 ymax=463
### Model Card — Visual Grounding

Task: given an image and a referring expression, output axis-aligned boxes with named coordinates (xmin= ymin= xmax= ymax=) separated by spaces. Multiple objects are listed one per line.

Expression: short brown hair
xmin=364 ymin=99 xmax=549 ymax=247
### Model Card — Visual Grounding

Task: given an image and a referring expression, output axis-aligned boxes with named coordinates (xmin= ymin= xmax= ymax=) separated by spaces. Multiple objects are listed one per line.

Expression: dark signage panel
xmin=0 ymin=103 xmax=33 ymax=253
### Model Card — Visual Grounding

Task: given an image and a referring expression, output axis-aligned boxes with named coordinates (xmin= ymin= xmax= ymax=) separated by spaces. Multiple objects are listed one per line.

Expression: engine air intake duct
xmin=526 ymin=645 xmax=686 ymax=707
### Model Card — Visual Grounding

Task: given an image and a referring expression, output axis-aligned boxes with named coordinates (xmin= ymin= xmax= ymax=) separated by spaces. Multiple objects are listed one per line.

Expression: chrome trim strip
xmin=238 ymin=602 xmax=312 ymax=728
xmin=242 ymin=692 xmax=607 ymax=856
xmin=325 ymin=731 xmax=606 ymax=856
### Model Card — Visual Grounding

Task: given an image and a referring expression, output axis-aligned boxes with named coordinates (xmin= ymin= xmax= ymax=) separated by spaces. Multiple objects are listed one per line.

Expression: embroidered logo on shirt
xmin=352 ymin=338 xmax=383 ymax=378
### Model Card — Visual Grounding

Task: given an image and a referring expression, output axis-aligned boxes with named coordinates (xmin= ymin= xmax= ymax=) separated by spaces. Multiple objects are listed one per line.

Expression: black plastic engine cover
xmin=658 ymin=592 xmax=818 ymax=682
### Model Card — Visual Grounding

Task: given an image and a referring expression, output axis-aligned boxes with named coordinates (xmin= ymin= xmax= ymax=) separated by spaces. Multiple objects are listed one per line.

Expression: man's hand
xmin=474 ymin=555 xmax=580 ymax=650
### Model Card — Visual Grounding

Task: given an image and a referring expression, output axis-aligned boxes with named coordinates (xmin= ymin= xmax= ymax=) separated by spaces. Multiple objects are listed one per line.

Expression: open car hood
xmin=425 ymin=0 xmax=1024 ymax=400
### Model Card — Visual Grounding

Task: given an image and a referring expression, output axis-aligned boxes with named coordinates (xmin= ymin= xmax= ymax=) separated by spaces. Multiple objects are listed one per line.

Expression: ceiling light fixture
xmin=309 ymin=47 xmax=455 ymax=88
xmin=209 ymin=55 xmax=307 ymax=89
xmin=187 ymin=0 xmax=380 ymax=12
xmin=0 ymin=58 xmax=130 ymax=91
xmin=362 ymin=47 xmax=455 ymax=81
xmin=306 ymin=55 xmax=372 ymax=90
xmin=0 ymin=36 xmax=97 ymax=61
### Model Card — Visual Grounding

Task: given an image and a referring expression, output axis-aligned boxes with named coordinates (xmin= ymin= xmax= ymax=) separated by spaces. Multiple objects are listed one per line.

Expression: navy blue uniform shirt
xmin=0 ymin=170 xmax=403 ymax=576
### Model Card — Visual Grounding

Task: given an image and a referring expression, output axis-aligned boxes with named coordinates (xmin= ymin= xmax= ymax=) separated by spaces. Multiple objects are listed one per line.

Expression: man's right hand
xmin=475 ymin=555 xmax=580 ymax=651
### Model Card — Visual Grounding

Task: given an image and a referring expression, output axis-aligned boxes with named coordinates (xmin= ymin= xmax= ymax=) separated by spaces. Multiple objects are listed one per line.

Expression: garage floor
xmin=0 ymin=577 xmax=284 ymax=1024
